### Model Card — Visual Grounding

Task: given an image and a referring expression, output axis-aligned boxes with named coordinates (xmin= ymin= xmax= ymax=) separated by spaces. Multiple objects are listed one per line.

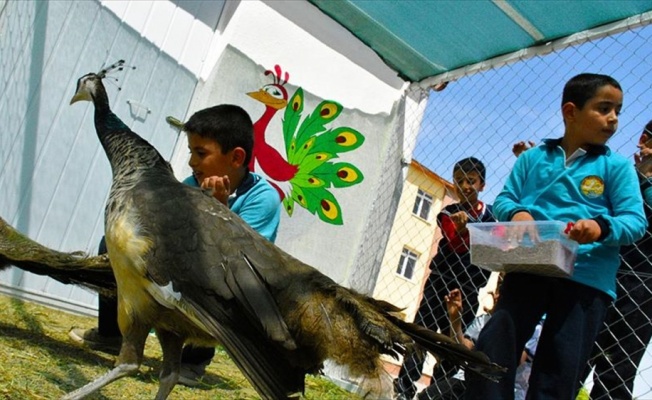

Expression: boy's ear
xmin=231 ymin=147 xmax=247 ymax=167
xmin=562 ymin=102 xmax=576 ymax=122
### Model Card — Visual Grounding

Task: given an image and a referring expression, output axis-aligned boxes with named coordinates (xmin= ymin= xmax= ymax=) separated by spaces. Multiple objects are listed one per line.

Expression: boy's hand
xmin=507 ymin=211 xmax=539 ymax=243
xmin=512 ymin=140 xmax=535 ymax=158
xmin=567 ymin=219 xmax=601 ymax=244
xmin=449 ymin=211 xmax=469 ymax=232
xmin=445 ymin=289 xmax=463 ymax=319
xmin=635 ymin=134 xmax=652 ymax=177
xmin=511 ymin=211 xmax=534 ymax=222
xmin=201 ymin=175 xmax=231 ymax=205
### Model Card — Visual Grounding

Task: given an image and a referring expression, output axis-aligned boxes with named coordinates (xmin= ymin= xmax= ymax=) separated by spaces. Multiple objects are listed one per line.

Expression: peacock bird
xmin=0 ymin=215 xmax=115 ymax=298
xmin=62 ymin=61 xmax=504 ymax=400
xmin=247 ymin=65 xmax=365 ymax=225
xmin=246 ymin=65 xmax=297 ymax=196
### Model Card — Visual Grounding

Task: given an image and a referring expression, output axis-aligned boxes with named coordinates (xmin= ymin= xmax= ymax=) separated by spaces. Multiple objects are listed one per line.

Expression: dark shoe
xmin=68 ymin=327 xmax=121 ymax=355
xmin=178 ymin=362 xmax=208 ymax=387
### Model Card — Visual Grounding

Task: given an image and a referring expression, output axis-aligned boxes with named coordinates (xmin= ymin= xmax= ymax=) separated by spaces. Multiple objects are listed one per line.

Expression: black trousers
xmin=96 ymin=238 xmax=121 ymax=337
xmin=587 ymin=272 xmax=652 ymax=400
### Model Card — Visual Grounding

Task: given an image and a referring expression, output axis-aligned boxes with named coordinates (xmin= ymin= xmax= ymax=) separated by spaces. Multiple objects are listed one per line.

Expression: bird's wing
xmin=131 ymin=175 xmax=307 ymax=398
xmin=223 ymin=251 xmax=296 ymax=349
xmin=131 ymin=175 xmax=295 ymax=347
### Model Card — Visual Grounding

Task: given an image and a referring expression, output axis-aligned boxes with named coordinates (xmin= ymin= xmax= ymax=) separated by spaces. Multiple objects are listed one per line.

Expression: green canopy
xmin=309 ymin=0 xmax=652 ymax=82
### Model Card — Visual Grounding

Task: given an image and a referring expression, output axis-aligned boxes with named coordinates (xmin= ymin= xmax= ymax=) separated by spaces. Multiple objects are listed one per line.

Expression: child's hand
xmin=567 ymin=219 xmax=601 ymax=244
xmin=201 ymin=175 xmax=231 ymax=205
xmin=512 ymin=141 xmax=535 ymax=158
xmin=445 ymin=289 xmax=463 ymax=319
xmin=634 ymin=153 xmax=652 ymax=177
xmin=635 ymin=133 xmax=652 ymax=177
xmin=449 ymin=211 xmax=469 ymax=232
xmin=507 ymin=211 xmax=539 ymax=243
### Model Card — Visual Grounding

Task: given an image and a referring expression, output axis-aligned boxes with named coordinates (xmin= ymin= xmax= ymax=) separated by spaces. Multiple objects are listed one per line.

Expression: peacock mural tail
xmin=282 ymin=88 xmax=364 ymax=225
xmin=248 ymin=65 xmax=365 ymax=225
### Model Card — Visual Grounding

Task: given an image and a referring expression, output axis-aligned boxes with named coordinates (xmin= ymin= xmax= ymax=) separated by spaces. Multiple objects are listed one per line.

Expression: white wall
xmin=0 ymin=0 xmax=203 ymax=313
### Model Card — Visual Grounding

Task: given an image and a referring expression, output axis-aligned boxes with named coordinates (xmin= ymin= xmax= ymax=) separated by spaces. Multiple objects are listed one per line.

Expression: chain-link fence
xmin=377 ymin=17 xmax=652 ymax=400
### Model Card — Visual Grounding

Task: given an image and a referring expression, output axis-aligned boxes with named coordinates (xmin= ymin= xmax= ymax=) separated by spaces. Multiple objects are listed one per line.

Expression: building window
xmin=397 ymin=247 xmax=418 ymax=280
xmin=413 ymin=189 xmax=433 ymax=220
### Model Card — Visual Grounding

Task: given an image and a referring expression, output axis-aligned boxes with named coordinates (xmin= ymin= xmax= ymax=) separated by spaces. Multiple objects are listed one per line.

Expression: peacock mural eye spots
xmin=292 ymin=96 xmax=301 ymax=112
xmin=336 ymin=131 xmax=358 ymax=146
xmin=320 ymin=199 xmax=339 ymax=221
xmin=307 ymin=177 xmax=323 ymax=186
xmin=337 ymin=168 xmax=356 ymax=182
xmin=320 ymin=103 xmax=338 ymax=119
xmin=302 ymin=137 xmax=315 ymax=151
xmin=248 ymin=65 xmax=364 ymax=225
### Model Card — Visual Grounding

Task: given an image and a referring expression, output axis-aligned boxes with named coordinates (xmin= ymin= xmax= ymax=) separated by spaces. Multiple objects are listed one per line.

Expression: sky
xmin=413 ymin=22 xmax=652 ymax=398
xmin=414 ymin=23 xmax=652 ymax=205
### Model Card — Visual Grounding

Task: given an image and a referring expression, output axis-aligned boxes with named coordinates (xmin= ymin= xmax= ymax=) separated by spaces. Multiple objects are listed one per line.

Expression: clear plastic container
xmin=468 ymin=221 xmax=578 ymax=277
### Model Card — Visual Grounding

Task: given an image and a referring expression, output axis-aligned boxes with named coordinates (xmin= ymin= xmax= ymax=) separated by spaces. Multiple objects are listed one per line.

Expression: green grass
xmin=0 ymin=294 xmax=363 ymax=399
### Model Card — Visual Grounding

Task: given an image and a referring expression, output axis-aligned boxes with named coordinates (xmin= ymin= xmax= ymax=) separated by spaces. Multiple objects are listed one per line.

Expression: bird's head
xmin=70 ymin=60 xmax=128 ymax=104
xmin=70 ymin=73 xmax=101 ymax=104
xmin=247 ymin=64 xmax=290 ymax=110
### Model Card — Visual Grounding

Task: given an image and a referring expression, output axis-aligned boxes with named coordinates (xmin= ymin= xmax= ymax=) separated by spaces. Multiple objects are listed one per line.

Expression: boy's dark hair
xmin=561 ymin=73 xmax=622 ymax=109
xmin=183 ymin=104 xmax=254 ymax=166
xmin=453 ymin=157 xmax=486 ymax=183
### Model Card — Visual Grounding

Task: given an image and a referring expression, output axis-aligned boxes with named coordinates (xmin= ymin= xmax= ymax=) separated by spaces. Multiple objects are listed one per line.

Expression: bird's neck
xmin=91 ymin=88 xmax=169 ymax=181
xmin=253 ymin=107 xmax=279 ymax=139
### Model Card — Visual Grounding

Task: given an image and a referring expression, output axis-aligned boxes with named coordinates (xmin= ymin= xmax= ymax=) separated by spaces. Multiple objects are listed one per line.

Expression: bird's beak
xmin=70 ymin=91 xmax=91 ymax=105
xmin=70 ymin=78 xmax=93 ymax=104
xmin=247 ymin=90 xmax=287 ymax=110
xmin=70 ymin=93 xmax=83 ymax=105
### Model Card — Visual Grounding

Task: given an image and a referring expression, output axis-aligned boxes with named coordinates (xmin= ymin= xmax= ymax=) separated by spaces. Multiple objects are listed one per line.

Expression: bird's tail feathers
xmin=0 ymin=216 xmax=116 ymax=297
xmin=394 ymin=318 xmax=506 ymax=382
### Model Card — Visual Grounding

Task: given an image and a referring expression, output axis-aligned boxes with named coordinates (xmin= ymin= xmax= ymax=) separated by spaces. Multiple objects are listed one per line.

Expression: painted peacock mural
xmin=247 ymin=65 xmax=365 ymax=225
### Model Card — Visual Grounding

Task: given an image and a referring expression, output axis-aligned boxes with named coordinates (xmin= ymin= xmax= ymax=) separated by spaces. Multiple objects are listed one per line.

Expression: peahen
xmin=62 ymin=60 xmax=504 ymax=400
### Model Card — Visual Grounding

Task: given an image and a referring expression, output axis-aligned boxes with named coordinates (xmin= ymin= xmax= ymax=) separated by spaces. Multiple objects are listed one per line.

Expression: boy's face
xmin=187 ymin=132 xmax=238 ymax=183
xmin=453 ymin=170 xmax=484 ymax=205
xmin=564 ymin=84 xmax=622 ymax=147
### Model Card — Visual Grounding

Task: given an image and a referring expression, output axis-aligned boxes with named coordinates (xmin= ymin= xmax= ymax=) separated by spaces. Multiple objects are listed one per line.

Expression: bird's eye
xmin=263 ymin=84 xmax=284 ymax=100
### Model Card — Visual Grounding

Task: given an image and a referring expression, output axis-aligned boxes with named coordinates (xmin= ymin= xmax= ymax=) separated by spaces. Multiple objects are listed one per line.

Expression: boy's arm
xmin=235 ymin=187 xmax=281 ymax=242
xmin=446 ymin=289 xmax=473 ymax=349
xmin=494 ymin=153 xmax=531 ymax=221
xmin=599 ymin=160 xmax=647 ymax=246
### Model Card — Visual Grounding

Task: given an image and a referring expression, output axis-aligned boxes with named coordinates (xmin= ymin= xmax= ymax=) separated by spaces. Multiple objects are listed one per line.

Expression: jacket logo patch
xmin=580 ymin=176 xmax=605 ymax=198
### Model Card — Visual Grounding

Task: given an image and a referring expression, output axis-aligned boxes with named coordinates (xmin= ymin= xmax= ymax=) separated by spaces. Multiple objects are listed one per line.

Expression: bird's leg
xmin=153 ymin=329 xmax=185 ymax=400
xmin=60 ymin=324 xmax=149 ymax=400
xmin=60 ymin=364 xmax=137 ymax=400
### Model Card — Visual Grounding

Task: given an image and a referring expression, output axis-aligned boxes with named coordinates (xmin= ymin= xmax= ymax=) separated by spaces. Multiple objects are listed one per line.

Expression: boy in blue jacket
xmin=465 ymin=73 xmax=647 ymax=400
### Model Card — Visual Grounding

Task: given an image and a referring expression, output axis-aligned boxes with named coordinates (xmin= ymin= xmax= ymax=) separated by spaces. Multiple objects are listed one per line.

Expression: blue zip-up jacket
xmin=494 ymin=138 xmax=647 ymax=298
